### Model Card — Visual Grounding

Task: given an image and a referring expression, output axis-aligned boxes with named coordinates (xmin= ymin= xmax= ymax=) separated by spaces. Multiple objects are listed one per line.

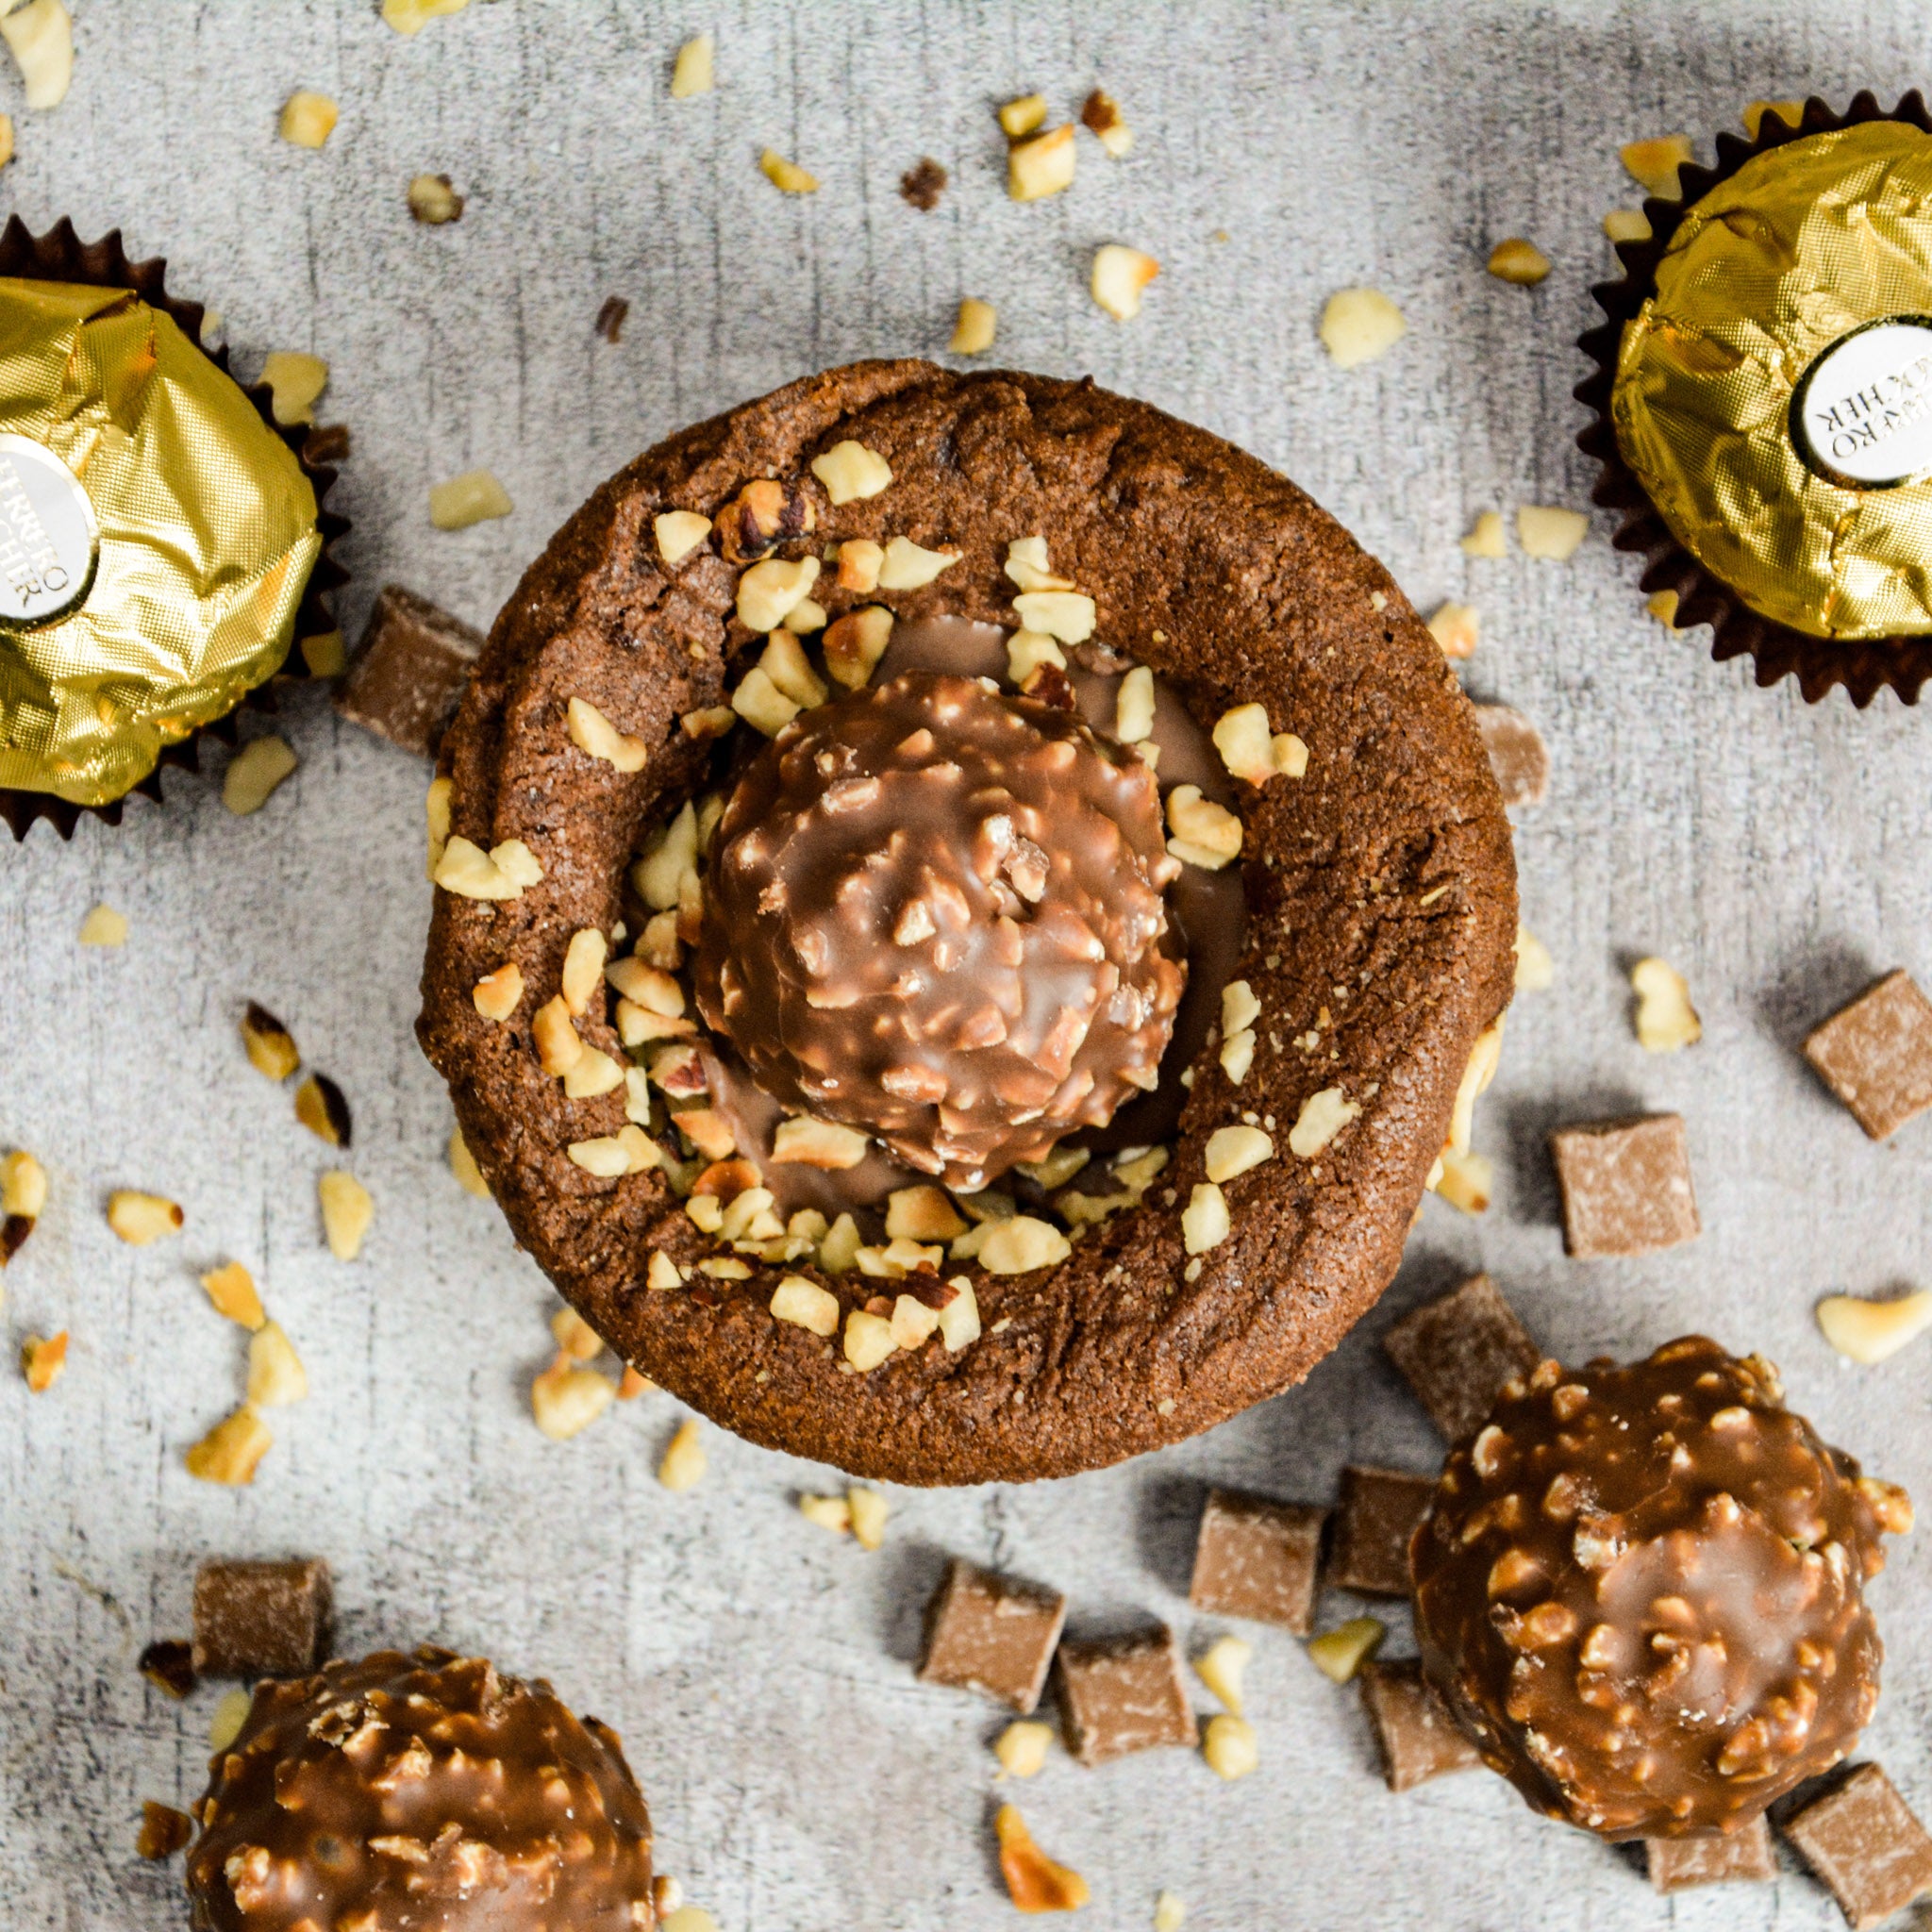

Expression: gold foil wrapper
xmin=1612 ymin=120 xmax=1932 ymax=641
xmin=0 ymin=277 xmax=320 ymax=805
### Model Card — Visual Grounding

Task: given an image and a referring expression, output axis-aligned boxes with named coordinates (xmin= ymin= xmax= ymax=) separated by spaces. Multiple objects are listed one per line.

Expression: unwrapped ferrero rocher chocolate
xmin=0 ymin=275 xmax=321 ymax=808
xmin=1581 ymin=95 xmax=1932 ymax=704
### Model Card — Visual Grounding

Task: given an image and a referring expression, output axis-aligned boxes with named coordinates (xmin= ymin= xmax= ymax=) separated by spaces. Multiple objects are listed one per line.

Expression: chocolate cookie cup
xmin=418 ymin=360 xmax=1517 ymax=1485
xmin=0 ymin=216 xmax=350 ymax=841
xmin=1578 ymin=92 xmax=1932 ymax=707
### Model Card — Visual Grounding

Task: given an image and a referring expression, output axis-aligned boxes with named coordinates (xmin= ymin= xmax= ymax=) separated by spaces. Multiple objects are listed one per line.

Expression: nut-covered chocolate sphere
xmin=1412 ymin=1337 xmax=1911 ymax=1840
xmin=694 ymin=670 xmax=1185 ymax=1190
xmin=186 ymin=1647 xmax=654 ymax=1931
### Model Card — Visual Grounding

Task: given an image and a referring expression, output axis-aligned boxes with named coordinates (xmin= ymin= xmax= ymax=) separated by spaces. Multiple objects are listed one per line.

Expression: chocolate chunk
xmin=136 ymin=1800 xmax=194 ymax=1860
xmin=1413 ymin=1338 xmax=1903 ymax=1840
xmin=1328 ymin=1466 xmax=1434 ymax=1598
xmin=694 ymin=672 xmax=1185 ymax=1191
xmin=1472 ymin=703 xmax=1549 ymax=808
xmin=1188 ymin=1489 xmax=1325 ymax=1633
xmin=1382 ymin=1271 xmax=1540 ymax=1444
xmin=1549 ymin=1112 xmax=1700 ymax=1257
xmin=185 ymin=1647 xmax=654 ymax=1929
xmin=192 ymin=1557 xmax=333 ymax=1678
xmin=917 ymin=1558 xmax=1066 ymax=1713
xmin=335 ymin=585 xmax=485 ymax=758
xmin=1646 ymin=1816 xmax=1775 ymax=1893
xmin=1054 ymin=1626 xmax=1194 ymax=1766
xmin=898 ymin=157 xmax=948 ymax=210
xmin=1805 ymin=970 xmax=1932 ymax=1141
xmin=1783 ymin=1764 xmax=1932 ymax=1930
xmin=138 ymin=1638 xmax=196 ymax=1699
xmin=595 ymin=294 xmax=629 ymax=343
xmin=1358 ymin=1661 xmax=1481 ymax=1791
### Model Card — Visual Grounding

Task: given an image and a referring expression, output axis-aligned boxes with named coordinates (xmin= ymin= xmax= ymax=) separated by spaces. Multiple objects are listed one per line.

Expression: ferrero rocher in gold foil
xmin=0 ymin=278 xmax=320 ymax=806
xmin=1613 ymin=120 xmax=1932 ymax=641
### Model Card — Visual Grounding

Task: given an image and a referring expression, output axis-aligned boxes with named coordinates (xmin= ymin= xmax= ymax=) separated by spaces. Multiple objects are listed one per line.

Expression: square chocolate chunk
xmin=917 ymin=1558 xmax=1066 ymax=1714
xmin=335 ymin=584 xmax=486 ymax=758
xmin=1549 ymin=1113 xmax=1700 ymax=1258
xmin=1472 ymin=704 xmax=1549 ymax=808
xmin=1358 ymin=1661 xmax=1481 ymax=1791
xmin=1328 ymin=1466 xmax=1435 ymax=1598
xmin=1382 ymin=1272 xmax=1541 ymax=1444
xmin=1645 ymin=1816 xmax=1775 ymax=1893
xmin=1188 ymin=1490 xmax=1325 ymax=1634
xmin=1782 ymin=1764 xmax=1932 ymax=1930
xmin=192 ymin=1557 xmax=333 ymax=1678
xmin=1055 ymin=1626 xmax=1195 ymax=1766
xmin=1805 ymin=971 xmax=1932 ymax=1141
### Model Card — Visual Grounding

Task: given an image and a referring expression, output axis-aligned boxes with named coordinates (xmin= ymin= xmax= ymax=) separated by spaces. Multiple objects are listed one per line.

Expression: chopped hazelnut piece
xmin=78 ymin=903 xmax=127 ymax=947
xmin=435 ymin=835 xmax=541 ymax=901
xmin=886 ymin=1185 xmax=967 ymax=1241
xmin=1288 ymin=1086 xmax=1360 ymax=1158
xmin=783 ymin=596 xmax=827 ymax=635
xmin=770 ymin=1114 xmax=871 ymax=1170
xmin=1320 ymin=287 xmax=1406 ymax=368
xmin=1181 ymin=1182 xmax=1229 ymax=1255
xmin=185 ymin=1406 xmax=273 ymax=1486
xmin=1204 ymin=1124 xmax=1273 ymax=1183
xmin=1153 ymin=1891 xmax=1187 ymax=1932
xmin=208 ymin=1687 xmax=251 ymax=1751
xmin=1431 ymin=1148 xmax=1493 ymax=1214
xmin=407 ymin=173 xmax=463 ymax=224
xmin=658 ymin=1417 xmax=707 ymax=1490
xmin=655 ymin=509 xmax=713 ymax=565
xmin=848 ymin=1485 xmax=888 ymax=1549
xmin=670 ymin=32 xmax=713 ymax=97
xmin=758 ymin=148 xmax=818 ymax=194
xmin=1194 ymin=1634 xmax=1250 ymax=1713
xmin=1080 ymin=87 xmax=1134 ymax=158
xmin=1426 ymin=602 xmax=1478 ymax=658
xmin=531 ymin=1354 xmax=615 ymax=1441
xmin=1213 ymin=702 xmax=1301 ymax=784
xmin=2 ymin=0 xmax=69 ymax=108
xmin=810 ymin=440 xmax=893 ymax=506
xmin=1165 ymin=785 xmax=1241 ymax=869
xmin=1630 ymin=957 xmax=1701 ymax=1052
xmin=680 ymin=705 xmax=736 ymax=741
xmin=1004 ymin=537 xmax=1074 ymax=592
xmin=1202 ymin=1713 xmax=1259 ymax=1780
xmin=757 ymin=630 xmax=827 ymax=708
xmin=222 ymin=736 xmax=298 ymax=816
xmin=200 ymin=1260 xmax=266 ymax=1331
xmin=278 ymin=90 xmax=338 ymax=150
xmin=1517 ymin=505 xmax=1588 ymax=559
xmin=0 ymin=116 xmax=12 ymax=168
xmin=824 ymin=605 xmax=893 ymax=688
xmin=108 ymin=1190 xmax=183 ymax=1245
xmin=533 ymin=994 xmax=585 ymax=1075
xmin=566 ymin=1128 xmax=658 ymax=1177
xmin=1307 ymin=1615 xmax=1387 ymax=1684
xmin=1008 ymin=124 xmax=1075 ymax=201
xmin=735 ymin=554 xmax=821 ymax=632
xmin=1114 ymin=664 xmax=1155 ymax=742
xmin=891 ymin=1293 xmax=941 ymax=1350
xmin=877 ymin=536 xmax=961 ymax=591
xmin=561 ymin=928 xmax=608 ymax=1016
xmin=318 ymin=1171 xmax=373 ymax=1260
xmin=1486 ymin=238 xmax=1551 ymax=285
xmin=843 ymin=1307 xmax=897 ymax=1371
xmin=1513 ymin=923 xmax=1554 ymax=991
xmin=977 ymin=1216 xmax=1071 ymax=1274
xmin=1223 ymin=981 xmax=1260 ymax=1036
xmin=1603 ymin=207 xmax=1652 ymax=243
xmin=21 ymin=1329 xmax=66 ymax=1392
xmin=996 ymin=1805 xmax=1091 ymax=1912
xmin=381 ymin=0 xmax=468 ymax=29
xmin=1220 ymin=1029 xmax=1256 ymax=1084
xmin=606 ymin=956 xmax=684 ymax=1014
xmin=0 ymin=1148 xmax=45 ymax=1263
xmin=950 ymin=298 xmax=997 ymax=355
xmin=240 ymin=1003 xmax=300 ymax=1081
xmin=136 ymin=1801 xmax=193 ymax=1862
xmin=995 ymin=1720 xmax=1053 ymax=1779
xmin=674 ymin=1109 xmax=736 ymax=1160
xmin=562 ymin=1046 xmax=624 ymax=1100
xmin=1091 ymin=243 xmax=1160 ymax=321
xmin=429 ymin=469 xmax=513 ymax=530
xmin=425 ymin=775 xmax=452 ymax=878
xmin=617 ymin=1365 xmax=651 ymax=1399
xmin=998 ymin=94 xmax=1048 ymax=140
xmin=567 ymin=695 xmax=648 ymax=773
xmin=771 ymin=1274 xmax=841 ymax=1337
xmin=448 ymin=1125 xmax=490 ymax=1197
xmin=938 ymin=1276 xmax=981 ymax=1352
xmin=1621 ymin=133 xmax=1693 ymax=197
xmin=1647 ymin=588 xmax=1685 ymax=628
xmin=1007 ymin=630 xmax=1066 ymax=687
xmin=246 ymin=1322 xmax=308 ymax=1407
xmin=647 ymin=1251 xmax=684 ymax=1291
xmin=833 ymin=538 xmax=885 ymax=595
xmin=1460 ymin=510 xmax=1507 ymax=557
xmin=799 ymin=1492 xmax=851 ymax=1535
xmin=293 ymin=1074 xmax=351 ymax=1148
xmin=473 ymin=961 xmax=524 ymax=1021
xmin=1010 ymin=589 xmax=1094 ymax=642
xmin=1816 ymin=1290 xmax=1932 ymax=1366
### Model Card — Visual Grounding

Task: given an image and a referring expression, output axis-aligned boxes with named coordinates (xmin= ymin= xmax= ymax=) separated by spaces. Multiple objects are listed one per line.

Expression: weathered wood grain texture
xmin=2 ymin=3 xmax=1930 ymax=1927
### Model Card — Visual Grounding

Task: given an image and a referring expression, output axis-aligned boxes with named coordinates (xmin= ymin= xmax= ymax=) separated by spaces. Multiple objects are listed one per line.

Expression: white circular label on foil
xmin=0 ymin=432 xmax=97 ymax=627
xmin=1792 ymin=318 xmax=1932 ymax=488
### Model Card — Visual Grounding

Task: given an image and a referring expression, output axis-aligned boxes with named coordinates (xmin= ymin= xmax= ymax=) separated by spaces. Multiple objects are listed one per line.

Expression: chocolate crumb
xmin=138 ymin=1639 xmax=196 ymax=1700
xmin=1358 ymin=1660 xmax=1481 ymax=1791
xmin=1783 ymin=1764 xmax=1932 ymax=1929
xmin=1549 ymin=1112 xmax=1699 ymax=1257
xmin=192 ymin=1557 xmax=333 ymax=1678
xmin=595 ymin=295 xmax=629 ymax=343
xmin=136 ymin=1800 xmax=193 ymax=1860
xmin=1804 ymin=970 xmax=1932 ymax=1141
xmin=1645 ymin=1816 xmax=1775 ymax=1893
xmin=899 ymin=157 xmax=948 ymax=210
xmin=1383 ymin=1272 xmax=1539 ymax=1444
xmin=1328 ymin=1465 xmax=1434 ymax=1597
xmin=1055 ymin=1626 xmax=1194 ymax=1765
xmin=918 ymin=1558 xmax=1066 ymax=1713
xmin=336 ymin=585 xmax=485 ymax=760
xmin=1188 ymin=1489 xmax=1324 ymax=1632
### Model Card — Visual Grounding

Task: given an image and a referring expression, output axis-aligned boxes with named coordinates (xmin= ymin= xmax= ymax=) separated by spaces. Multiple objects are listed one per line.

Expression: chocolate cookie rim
xmin=0 ymin=215 xmax=352 ymax=841
xmin=1574 ymin=89 xmax=1932 ymax=708
xmin=419 ymin=359 xmax=1519 ymax=1485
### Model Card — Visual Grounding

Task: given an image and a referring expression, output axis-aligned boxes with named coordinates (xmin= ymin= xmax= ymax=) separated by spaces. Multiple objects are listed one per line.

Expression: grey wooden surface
xmin=3 ymin=3 xmax=1931 ymax=1927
